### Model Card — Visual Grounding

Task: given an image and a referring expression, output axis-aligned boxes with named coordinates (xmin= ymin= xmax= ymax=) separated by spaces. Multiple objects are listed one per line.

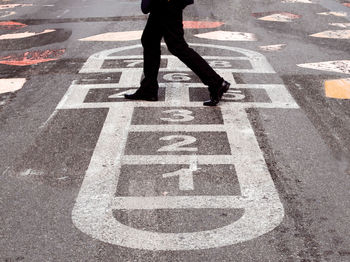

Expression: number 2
xmin=124 ymin=59 xmax=143 ymax=67
xmin=158 ymin=135 xmax=198 ymax=152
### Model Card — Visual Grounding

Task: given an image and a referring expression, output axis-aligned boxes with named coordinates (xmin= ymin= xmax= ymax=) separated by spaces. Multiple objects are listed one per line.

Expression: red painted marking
xmin=183 ymin=21 xmax=224 ymax=29
xmin=0 ymin=49 xmax=66 ymax=66
xmin=344 ymin=3 xmax=350 ymax=7
xmin=0 ymin=21 xmax=27 ymax=30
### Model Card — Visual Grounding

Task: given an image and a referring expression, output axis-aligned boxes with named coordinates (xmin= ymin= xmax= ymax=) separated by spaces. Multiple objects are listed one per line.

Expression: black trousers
xmin=140 ymin=0 xmax=223 ymax=94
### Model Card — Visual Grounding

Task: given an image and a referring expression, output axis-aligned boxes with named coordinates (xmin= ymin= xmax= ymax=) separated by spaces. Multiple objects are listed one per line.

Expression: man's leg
xmin=125 ymin=12 xmax=163 ymax=101
xmin=161 ymin=3 xmax=229 ymax=105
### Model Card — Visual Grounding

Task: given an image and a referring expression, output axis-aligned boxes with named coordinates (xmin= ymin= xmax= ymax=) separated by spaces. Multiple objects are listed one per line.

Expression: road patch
xmin=325 ymin=78 xmax=350 ymax=99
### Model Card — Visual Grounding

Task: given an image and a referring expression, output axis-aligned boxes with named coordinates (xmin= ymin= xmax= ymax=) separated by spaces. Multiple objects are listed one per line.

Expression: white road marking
xmin=0 ymin=78 xmax=26 ymax=94
xmin=57 ymin=9 xmax=70 ymax=18
xmin=0 ymin=11 xmax=16 ymax=18
xmin=317 ymin=11 xmax=347 ymax=17
xmin=0 ymin=29 xmax=55 ymax=40
xmin=54 ymin=44 xmax=299 ymax=250
xmin=0 ymin=4 xmax=33 ymax=10
xmin=297 ymin=60 xmax=350 ymax=74
xmin=259 ymin=44 xmax=287 ymax=51
xmin=282 ymin=0 xmax=313 ymax=3
xmin=194 ymin=31 xmax=257 ymax=41
xmin=258 ymin=13 xmax=300 ymax=22
xmin=310 ymin=30 xmax=350 ymax=39
xmin=329 ymin=23 xmax=350 ymax=28
xmin=79 ymin=31 xmax=143 ymax=42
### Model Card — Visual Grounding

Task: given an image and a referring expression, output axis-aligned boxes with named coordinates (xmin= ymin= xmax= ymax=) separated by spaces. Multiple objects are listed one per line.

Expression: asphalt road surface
xmin=1 ymin=0 xmax=350 ymax=261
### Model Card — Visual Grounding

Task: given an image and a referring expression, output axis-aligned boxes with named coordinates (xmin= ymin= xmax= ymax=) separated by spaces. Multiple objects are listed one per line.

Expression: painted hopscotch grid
xmin=54 ymin=44 xmax=300 ymax=250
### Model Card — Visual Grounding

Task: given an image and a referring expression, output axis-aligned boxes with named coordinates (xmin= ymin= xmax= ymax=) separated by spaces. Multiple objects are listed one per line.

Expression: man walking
xmin=125 ymin=0 xmax=230 ymax=106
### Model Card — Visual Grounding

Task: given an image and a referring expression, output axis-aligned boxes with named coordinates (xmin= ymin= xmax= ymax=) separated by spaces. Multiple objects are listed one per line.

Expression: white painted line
xmin=121 ymin=155 xmax=234 ymax=165
xmin=112 ymin=196 xmax=247 ymax=210
xmin=57 ymin=9 xmax=70 ymax=18
xmin=194 ymin=31 xmax=257 ymax=41
xmin=0 ymin=78 xmax=26 ymax=94
xmin=310 ymin=30 xmax=350 ymax=39
xmin=297 ymin=60 xmax=350 ymax=74
xmin=317 ymin=11 xmax=347 ymax=17
xmin=259 ymin=44 xmax=286 ymax=51
xmin=329 ymin=23 xmax=350 ymax=28
xmin=79 ymin=31 xmax=143 ymax=42
xmin=258 ymin=13 xmax=300 ymax=22
xmin=0 ymin=29 xmax=55 ymax=40
xmin=59 ymin=101 xmax=299 ymax=110
xmin=0 ymin=4 xmax=33 ymax=10
xmin=118 ymin=70 xmax=143 ymax=86
xmin=129 ymin=125 xmax=226 ymax=132
xmin=318 ymin=0 xmax=350 ymax=22
xmin=0 ymin=11 xmax=16 ymax=18
xmin=165 ymin=83 xmax=190 ymax=105
xmin=282 ymin=0 xmax=313 ymax=3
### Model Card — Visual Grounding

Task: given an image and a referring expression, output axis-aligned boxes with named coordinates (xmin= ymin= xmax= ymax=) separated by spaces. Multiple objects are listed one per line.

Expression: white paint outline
xmin=61 ymin=44 xmax=293 ymax=250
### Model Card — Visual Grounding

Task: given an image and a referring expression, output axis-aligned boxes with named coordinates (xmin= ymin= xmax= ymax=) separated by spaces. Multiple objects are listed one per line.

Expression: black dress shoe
xmin=124 ymin=90 xmax=158 ymax=101
xmin=203 ymin=80 xmax=230 ymax=106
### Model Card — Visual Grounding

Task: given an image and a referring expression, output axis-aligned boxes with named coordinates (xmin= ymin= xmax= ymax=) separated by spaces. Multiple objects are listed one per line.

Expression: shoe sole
xmin=124 ymin=95 xmax=158 ymax=101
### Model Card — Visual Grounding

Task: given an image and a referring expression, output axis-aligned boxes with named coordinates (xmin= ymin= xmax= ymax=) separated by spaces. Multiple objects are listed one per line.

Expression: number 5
xmin=161 ymin=109 xmax=194 ymax=122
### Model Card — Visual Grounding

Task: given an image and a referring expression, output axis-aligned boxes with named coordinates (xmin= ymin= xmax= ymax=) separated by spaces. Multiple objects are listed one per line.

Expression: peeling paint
xmin=329 ymin=23 xmax=350 ymax=28
xmin=79 ymin=31 xmax=143 ymax=42
xmin=0 ymin=21 xmax=27 ymax=29
xmin=0 ymin=78 xmax=26 ymax=94
xmin=183 ymin=21 xmax=224 ymax=29
xmin=282 ymin=0 xmax=313 ymax=3
xmin=0 ymin=49 xmax=66 ymax=66
xmin=0 ymin=4 xmax=33 ymax=10
xmin=259 ymin=44 xmax=287 ymax=51
xmin=0 ymin=29 xmax=55 ymax=40
xmin=297 ymin=60 xmax=350 ymax=74
xmin=0 ymin=11 xmax=16 ymax=18
xmin=310 ymin=30 xmax=350 ymax=39
xmin=194 ymin=31 xmax=257 ymax=41
xmin=258 ymin=12 xmax=301 ymax=22
xmin=325 ymin=78 xmax=350 ymax=99
xmin=317 ymin=11 xmax=347 ymax=17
